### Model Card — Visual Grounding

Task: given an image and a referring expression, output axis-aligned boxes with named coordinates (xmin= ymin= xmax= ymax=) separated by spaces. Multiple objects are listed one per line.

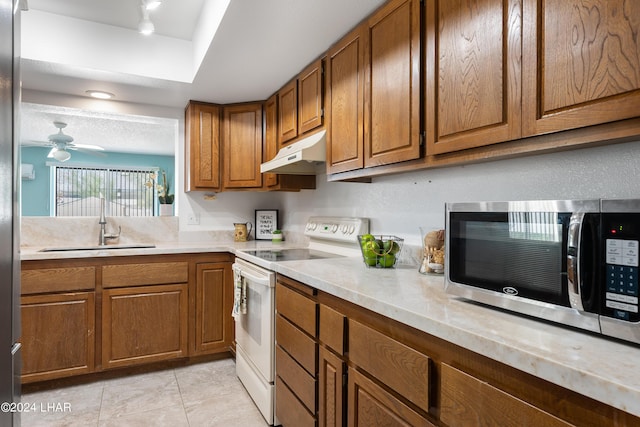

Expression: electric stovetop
xmin=242 ymin=248 xmax=343 ymax=262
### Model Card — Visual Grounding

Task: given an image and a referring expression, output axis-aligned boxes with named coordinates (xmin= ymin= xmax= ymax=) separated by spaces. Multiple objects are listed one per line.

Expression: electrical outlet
xmin=187 ymin=212 xmax=200 ymax=225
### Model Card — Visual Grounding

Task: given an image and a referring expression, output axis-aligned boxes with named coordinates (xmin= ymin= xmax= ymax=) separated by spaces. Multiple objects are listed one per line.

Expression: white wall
xmin=278 ymin=140 xmax=640 ymax=247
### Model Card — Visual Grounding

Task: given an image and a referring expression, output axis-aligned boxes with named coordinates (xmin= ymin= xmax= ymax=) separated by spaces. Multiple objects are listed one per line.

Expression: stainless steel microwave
xmin=445 ymin=199 xmax=640 ymax=345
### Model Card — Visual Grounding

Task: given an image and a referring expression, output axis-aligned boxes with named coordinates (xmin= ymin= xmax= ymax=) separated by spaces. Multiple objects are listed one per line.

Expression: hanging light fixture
xmin=138 ymin=0 xmax=162 ymax=35
xmin=52 ymin=148 xmax=71 ymax=162
xmin=138 ymin=8 xmax=154 ymax=35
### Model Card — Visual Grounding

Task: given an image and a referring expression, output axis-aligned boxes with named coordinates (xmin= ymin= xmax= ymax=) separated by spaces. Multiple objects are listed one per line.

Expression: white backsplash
xmin=23 ymin=139 xmax=640 ymax=254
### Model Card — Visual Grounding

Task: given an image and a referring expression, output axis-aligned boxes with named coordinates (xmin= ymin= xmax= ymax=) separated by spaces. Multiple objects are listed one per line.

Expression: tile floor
xmin=21 ymin=358 xmax=269 ymax=427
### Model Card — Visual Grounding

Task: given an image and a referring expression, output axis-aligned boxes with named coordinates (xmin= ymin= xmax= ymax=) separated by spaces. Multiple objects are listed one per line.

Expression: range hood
xmin=260 ymin=130 xmax=326 ymax=175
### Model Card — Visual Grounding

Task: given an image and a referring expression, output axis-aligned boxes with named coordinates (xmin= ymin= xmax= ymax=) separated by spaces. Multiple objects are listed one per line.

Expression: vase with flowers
xmin=147 ymin=170 xmax=174 ymax=216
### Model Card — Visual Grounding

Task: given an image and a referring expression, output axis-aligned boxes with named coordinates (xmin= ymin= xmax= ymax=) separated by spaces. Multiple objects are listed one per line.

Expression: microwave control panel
xmin=604 ymin=218 xmax=639 ymax=321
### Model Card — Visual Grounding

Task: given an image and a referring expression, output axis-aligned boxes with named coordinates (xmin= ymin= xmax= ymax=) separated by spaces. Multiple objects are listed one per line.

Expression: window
xmin=54 ymin=165 xmax=158 ymax=217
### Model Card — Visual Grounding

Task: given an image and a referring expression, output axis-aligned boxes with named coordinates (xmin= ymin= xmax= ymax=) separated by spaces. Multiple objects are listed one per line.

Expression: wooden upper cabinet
xmin=185 ymin=101 xmax=221 ymax=191
xmin=326 ymin=25 xmax=366 ymax=174
xmin=263 ymin=94 xmax=279 ymax=187
xmin=278 ymin=80 xmax=298 ymax=145
xmin=222 ymin=103 xmax=263 ymax=189
xmin=364 ymin=0 xmax=421 ymax=168
xmin=298 ymin=58 xmax=324 ymax=135
xmin=522 ymin=0 xmax=640 ymax=137
xmin=425 ymin=0 xmax=522 ymax=154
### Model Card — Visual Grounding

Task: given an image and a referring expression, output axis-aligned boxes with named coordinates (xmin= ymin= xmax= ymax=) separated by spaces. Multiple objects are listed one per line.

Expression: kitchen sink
xmin=39 ymin=244 xmax=156 ymax=252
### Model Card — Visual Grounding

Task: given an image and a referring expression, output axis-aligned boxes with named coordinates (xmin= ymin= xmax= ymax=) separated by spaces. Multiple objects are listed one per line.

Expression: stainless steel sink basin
xmin=39 ymin=244 xmax=156 ymax=252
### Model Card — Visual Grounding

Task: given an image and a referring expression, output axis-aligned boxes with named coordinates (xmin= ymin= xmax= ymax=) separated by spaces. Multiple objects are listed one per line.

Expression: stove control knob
xmin=331 ymin=224 xmax=338 ymax=233
xmin=348 ymin=225 xmax=355 ymax=234
xmin=307 ymin=222 xmax=317 ymax=231
xmin=340 ymin=224 xmax=348 ymax=234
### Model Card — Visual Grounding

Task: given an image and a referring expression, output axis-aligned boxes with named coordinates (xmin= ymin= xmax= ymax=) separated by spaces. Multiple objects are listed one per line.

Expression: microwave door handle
xmin=567 ymin=213 xmax=585 ymax=311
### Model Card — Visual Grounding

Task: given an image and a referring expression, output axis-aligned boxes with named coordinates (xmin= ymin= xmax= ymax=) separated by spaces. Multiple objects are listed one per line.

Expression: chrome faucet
xmin=99 ymin=196 xmax=121 ymax=246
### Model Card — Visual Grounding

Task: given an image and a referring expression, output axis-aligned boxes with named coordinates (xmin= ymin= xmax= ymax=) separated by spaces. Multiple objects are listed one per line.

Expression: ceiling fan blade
xmin=70 ymin=143 xmax=105 ymax=151
xmin=22 ymin=140 xmax=53 ymax=147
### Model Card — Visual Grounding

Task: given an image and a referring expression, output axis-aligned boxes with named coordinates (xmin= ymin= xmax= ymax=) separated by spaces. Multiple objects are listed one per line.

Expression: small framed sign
xmin=255 ymin=209 xmax=279 ymax=240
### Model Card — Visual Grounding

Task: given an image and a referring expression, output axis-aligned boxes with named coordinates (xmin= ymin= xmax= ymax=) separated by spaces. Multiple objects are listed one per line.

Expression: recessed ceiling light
xmin=86 ymin=90 xmax=115 ymax=100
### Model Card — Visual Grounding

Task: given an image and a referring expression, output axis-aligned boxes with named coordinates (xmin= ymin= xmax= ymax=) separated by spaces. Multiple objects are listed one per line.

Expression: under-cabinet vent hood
xmin=260 ymin=130 xmax=325 ymax=175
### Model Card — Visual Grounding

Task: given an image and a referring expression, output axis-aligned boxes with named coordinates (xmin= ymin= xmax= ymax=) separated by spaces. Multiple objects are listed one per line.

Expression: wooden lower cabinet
xmin=21 ymin=292 xmax=95 ymax=383
xmin=319 ymin=346 xmax=345 ymax=427
xmin=193 ymin=262 xmax=234 ymax=355
xmin=440 ymin=363 xmax=571 ymax=427
xmin=102 ymin=283 xmax=189 ymax=369
xmin=21 ymin=254 xmax=234 ymax=384
xmin=348 ymin=368 xmax=434 ymax=427
xmin=275 ymin=278 xmax=319 ymax=426
xmin=276 ymin=376 xmax=316 ymax=427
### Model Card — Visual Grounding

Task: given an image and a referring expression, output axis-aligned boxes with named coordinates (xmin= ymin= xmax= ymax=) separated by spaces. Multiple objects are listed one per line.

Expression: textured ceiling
xmin=21 ymin=103 xmax=177 ymax=156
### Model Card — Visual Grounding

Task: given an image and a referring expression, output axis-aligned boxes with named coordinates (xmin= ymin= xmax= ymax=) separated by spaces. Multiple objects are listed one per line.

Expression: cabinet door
xmin=298 ymin=58 xmax=324 ymax=135
xmin=319 ymin=346 xmax=345 ymax=427
xmin=364 ymin=0 xmax=421 ymax=168
xmin=185 ymin=101 xmax=221 ymax=191
xmin=102 ymin=283 xmax=188 ymax=369
xmin=21 ymin=292 xmax=95 ymax=383
xmin=522 ymin=0 xmax=640 ymax=137
xmin=326 ymin=25 xmax=366 ymax=174
xmin=263 ymin=94 xmax=279 ymax=187
xmin=222 ymin=103 xmax=263 ymax=189
xmin=348 ymin=368 xmax=434 ymax=427
xmin=440 ymin=363 xmax=572 ymax=427
xmin=193 ymin=262 xmax=234 ymax=355
xmin=279 ymin=79 xmax=298 ymax=145
xmin=425 ymin=0 xmax=522 ymax=154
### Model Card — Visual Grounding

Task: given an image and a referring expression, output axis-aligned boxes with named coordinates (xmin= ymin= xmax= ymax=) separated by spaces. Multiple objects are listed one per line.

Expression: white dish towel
xmin=232 ymin=267 xmax=247 ymax=320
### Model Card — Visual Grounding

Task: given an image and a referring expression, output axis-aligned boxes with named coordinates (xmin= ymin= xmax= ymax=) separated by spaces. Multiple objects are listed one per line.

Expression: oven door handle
xmin=232 ymin=264 xmax=273 ymax=287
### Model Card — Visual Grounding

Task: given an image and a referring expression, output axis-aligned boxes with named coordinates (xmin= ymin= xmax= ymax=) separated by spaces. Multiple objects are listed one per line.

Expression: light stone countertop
xmin=20 ymin=241 xmax=640 ymax=418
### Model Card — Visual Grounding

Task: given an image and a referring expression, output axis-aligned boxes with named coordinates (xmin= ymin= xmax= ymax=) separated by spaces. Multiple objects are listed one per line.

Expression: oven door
xmin=232 ymin=259 xmax=275 ymax=382
xmin=445 ymin=200 xmax=601 ymax=332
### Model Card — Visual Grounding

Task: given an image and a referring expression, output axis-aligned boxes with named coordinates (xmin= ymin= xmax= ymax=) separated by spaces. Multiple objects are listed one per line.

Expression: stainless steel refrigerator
xmin=1 ymin=0 xmax=21 ymax=426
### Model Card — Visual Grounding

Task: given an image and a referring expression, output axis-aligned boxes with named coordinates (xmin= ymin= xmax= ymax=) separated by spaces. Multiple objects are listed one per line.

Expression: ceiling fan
xmin=24 ymin=121 xmax=105 ymax=162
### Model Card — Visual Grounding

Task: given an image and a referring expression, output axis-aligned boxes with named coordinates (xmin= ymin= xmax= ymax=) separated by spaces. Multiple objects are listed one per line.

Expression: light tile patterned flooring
xmin=21 ymin=358 xmax=270 ymax=427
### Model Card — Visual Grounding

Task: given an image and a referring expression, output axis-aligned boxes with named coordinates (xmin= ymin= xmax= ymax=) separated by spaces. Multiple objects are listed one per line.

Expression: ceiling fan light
xmin=53 ymin=149 xmax=71 ymax=162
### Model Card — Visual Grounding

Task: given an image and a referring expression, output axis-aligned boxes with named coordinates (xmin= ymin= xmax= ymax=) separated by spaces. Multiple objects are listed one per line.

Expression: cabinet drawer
xmin=276 ymin=282 xmax=317 ymax=337
xmin=319 ymin=304 xmax=345 ymax=354
xmin=349 ymin=319 xmax=430 ymax=412
xmin=102 ymin=262 xmax=189 ymax=288
xmin=440 ymin=363 xmax=572 ymax=427
xmin=22 ymin=266 xmax=96 ymax=294
xmin=276 ymin=314 xmax=317 ymax=376
xmin=276 ymin=346 xmax=316 ymax=413
xmin=276 ymin=376 xmax=316 ymax=427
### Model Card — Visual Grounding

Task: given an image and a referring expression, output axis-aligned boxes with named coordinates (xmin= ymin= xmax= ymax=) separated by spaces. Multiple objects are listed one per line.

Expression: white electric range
xmin=232 ymin=216 xmax=369 ymax=425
